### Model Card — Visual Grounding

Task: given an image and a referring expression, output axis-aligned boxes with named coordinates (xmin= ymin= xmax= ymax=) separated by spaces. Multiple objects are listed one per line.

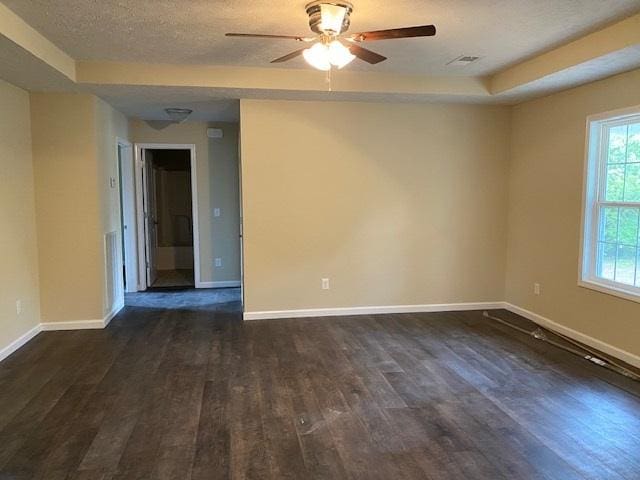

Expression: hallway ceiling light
xmin=165 ymin=108 xmax=193 ymax=123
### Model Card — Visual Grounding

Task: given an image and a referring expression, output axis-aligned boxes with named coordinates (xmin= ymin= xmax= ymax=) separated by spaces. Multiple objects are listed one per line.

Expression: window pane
xmin=624 ymin=163 xmax=640 ymax=202
xmin=618 ymin=208 xmax=639 ymax=246
xmin=597 ymin=242 xmax=616 ymax=280
xmin=628 ymin=123 xmax=640 ymax=163
xmin=615 ymin=245 xmax=636 ymax=285
xmin=605 ymin=164 xmax=625 ymax=201
xmin=600 ymin=207 xmax=618 ymax=243
xmin=608 ymin=125 xmax=627 ymax=164
xmin=589 ymin=118 xmax=640 ymax=292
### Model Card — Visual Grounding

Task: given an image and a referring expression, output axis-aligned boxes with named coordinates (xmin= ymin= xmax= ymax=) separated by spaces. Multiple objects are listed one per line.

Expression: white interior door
xmin=143 ymin=150 xmax=159 ymax=287
xmin=118 ymin=142 xmax=138 ymax=292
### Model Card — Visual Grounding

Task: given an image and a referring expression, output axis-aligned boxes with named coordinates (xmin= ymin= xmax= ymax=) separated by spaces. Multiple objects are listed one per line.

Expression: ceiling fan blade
xmin=226 ymin=33 xmax=310 ymax=42
xmin=350 ymin=25 xmax=436 ymax=42
xmin=348 ymin=44 xmax=387 ymax=64
xmin=271 ymin=48 xmax=307 ymax=63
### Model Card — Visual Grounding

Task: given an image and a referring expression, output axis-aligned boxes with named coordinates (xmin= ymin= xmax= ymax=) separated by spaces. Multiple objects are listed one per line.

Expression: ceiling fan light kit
xmin=226 ymin=2 xmax=436 ymax=72
xmin=303 ymin=39 xmax=356 ymax=70
xmin=306 ymin=1 xmax=353 ymax=35
xmin=303 ymin=42 xmax=331 ymax=70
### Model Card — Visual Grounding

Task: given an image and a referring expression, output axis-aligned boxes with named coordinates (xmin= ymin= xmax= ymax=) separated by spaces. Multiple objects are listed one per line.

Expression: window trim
xmin=579 ymin=104 xmax=640 ymax=303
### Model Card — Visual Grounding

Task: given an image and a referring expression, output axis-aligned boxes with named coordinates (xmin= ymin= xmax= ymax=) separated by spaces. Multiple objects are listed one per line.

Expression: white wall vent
xmin=104 ymin=231 xmax=122 ymax=314
xmin=207 ymin=128 xmax=224 ymax=139
xmin=447 ymin=55 xmax=481 ymax=66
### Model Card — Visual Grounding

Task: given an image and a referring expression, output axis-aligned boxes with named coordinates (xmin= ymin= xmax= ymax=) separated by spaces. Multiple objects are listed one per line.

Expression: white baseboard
xmin=1 ymin=304 xmax=127 ymax=362
xmin=4 ymin=298 xmax=638 ymax=372
xmin=502 ymin=302 xmax=640 ymax=369
xmin=244 ymin=300 xmax=640 ymax=368
xmin=197 ymin=280 xmax=241 ymax=289
xmin=243 ymin=301 xmax=504 ymax=321
xmin=41 ymin=319 xmax=105 ymax=331
xmin=0 ymin=324 xmax=41 ymax=362
xmin=41 ymin=301 xmax=124 ymax=331
xmin=104 ymin=300 xmax=124 ymax=328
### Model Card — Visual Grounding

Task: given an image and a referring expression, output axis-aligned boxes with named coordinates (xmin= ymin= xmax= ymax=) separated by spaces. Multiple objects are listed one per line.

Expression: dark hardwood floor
xmin=1 ymin=290 xmax=639 ymax=479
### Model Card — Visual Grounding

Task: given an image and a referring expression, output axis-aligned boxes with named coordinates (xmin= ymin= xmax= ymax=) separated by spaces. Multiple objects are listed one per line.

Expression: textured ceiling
xmin=3 ymin=0 xmax=640 ymax=76
xmin=88 ymin=86 xmax=241 ymax=121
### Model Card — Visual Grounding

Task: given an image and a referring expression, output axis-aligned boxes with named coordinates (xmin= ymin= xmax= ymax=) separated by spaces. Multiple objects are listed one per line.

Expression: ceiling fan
xmin=226 ymin=1 xmax=436 ymax=71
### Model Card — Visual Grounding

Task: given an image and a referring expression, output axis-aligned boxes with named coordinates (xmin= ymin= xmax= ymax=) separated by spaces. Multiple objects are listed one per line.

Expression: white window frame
xmin=580 ymin=104 xmax=640 ymax=303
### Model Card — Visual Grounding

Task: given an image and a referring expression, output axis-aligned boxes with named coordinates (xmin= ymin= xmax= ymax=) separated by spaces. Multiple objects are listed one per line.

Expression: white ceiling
xmin=3 ymin=0 xmax=640 ymax=76
xmin=89 ymin=85 xmax=241 ymax=122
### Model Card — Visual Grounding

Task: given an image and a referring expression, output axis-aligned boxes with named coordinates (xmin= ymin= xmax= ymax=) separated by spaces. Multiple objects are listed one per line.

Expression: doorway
xmin=136 ymin=144 xmax=200 ymax=290
xmin=117 ymin=138 xmax=138 ymax=293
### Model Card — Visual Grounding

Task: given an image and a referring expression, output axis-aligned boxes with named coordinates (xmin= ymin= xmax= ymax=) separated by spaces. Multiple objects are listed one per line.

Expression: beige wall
xmin=506 ymin=68 xmax=640 ymax=358
xmin=209 ymin=123 xmax=241 ymax=283
xmin=0 ymin=80 xmax=41 ymax=355
xmin=6 ymin=68 xmax=640 ymax=365
xmin=96 ymin=97 xmax=129 ymax=242
xmin=30 ymin=93 xmax=128 ymax=322
xmin=96 ymin=97 xmax=130 ymax=315
xmin=31 ymin=93 xmax=103 ymax=322
xmin=240 ymin=99 xmax=511 ymax=312
xmin=130 ymin=121 xmax=241 ymax=284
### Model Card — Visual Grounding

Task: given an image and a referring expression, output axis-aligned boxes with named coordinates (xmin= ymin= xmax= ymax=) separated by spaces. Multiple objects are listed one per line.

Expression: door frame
xmin=116 ymin=137 xmax=138 ymax=293
xmin=134 ymin=143 xmax=200 ymax=290
xmin=142 ymin=156 xmax=159 ymax=287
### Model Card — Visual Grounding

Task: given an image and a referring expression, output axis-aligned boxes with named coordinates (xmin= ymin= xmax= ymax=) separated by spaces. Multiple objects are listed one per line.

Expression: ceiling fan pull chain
xmin=326 ymin=68 xmax=332 ymax=92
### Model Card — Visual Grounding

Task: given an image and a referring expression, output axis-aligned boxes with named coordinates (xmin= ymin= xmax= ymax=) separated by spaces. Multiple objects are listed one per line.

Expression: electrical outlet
xmin=534 ymin=283 xmax=541 ymax=295
xmin=16 ymin=300 xmax=22 ymax=315
xmin=322 ymin=278 xmax=330 ymax=290
xmin=215 ymin=258 xmax=222 ymax=268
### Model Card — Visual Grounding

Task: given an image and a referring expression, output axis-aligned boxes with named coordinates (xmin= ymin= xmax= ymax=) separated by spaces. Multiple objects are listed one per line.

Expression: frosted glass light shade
xmin=319 ymin=4 xmax=347 ymax=33
xmin=303 ymin=41 xmax=355 ymax=71
xmin=328 ymin=40 xmax=355 ymax=68
xmin=303 ymin=43 xmax=331 ymax=71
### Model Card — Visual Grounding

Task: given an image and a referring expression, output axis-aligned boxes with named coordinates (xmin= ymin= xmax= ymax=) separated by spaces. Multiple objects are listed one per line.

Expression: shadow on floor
xmin=125 ymin=287 xmax=242 ymax=312
xmin=150 ymin=269 xmax=195 ymax=288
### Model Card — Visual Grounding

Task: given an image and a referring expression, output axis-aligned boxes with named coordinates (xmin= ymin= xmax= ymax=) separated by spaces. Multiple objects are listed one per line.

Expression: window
xmin=581 ymin=107 xmax=640 ymax=301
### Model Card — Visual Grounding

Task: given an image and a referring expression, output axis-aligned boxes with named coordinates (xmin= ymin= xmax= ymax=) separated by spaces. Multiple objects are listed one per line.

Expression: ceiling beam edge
xmin=76 ymin=61 xmax=491 ymax=98
xmin=489 ymin=12 xmax=640 ymax=95
xmin=0 ymin=3 xmax=76 ymax=81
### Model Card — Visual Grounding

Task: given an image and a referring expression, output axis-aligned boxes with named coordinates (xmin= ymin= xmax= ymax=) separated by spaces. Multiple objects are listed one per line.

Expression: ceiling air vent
xmin=447 ymin=55 xmax=480 ymax=66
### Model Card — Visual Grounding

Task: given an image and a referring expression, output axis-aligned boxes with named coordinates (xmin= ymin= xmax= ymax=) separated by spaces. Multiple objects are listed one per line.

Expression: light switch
xmin=214 ymin=208 xmax=221 ymax=217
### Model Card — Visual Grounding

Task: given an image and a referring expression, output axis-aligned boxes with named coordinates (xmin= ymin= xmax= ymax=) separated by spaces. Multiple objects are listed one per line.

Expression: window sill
xmin=578 ymin=278 xmax=640 ymax=305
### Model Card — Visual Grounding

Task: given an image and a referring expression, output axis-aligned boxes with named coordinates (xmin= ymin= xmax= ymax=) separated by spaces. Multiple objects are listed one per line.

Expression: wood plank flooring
xmin=1 ymin=290 xmax=639 ymax=479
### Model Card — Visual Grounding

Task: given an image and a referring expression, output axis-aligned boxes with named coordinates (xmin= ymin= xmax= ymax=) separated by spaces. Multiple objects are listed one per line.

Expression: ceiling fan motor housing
xmin=305 ymin=1 xmax=353 ymax=35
